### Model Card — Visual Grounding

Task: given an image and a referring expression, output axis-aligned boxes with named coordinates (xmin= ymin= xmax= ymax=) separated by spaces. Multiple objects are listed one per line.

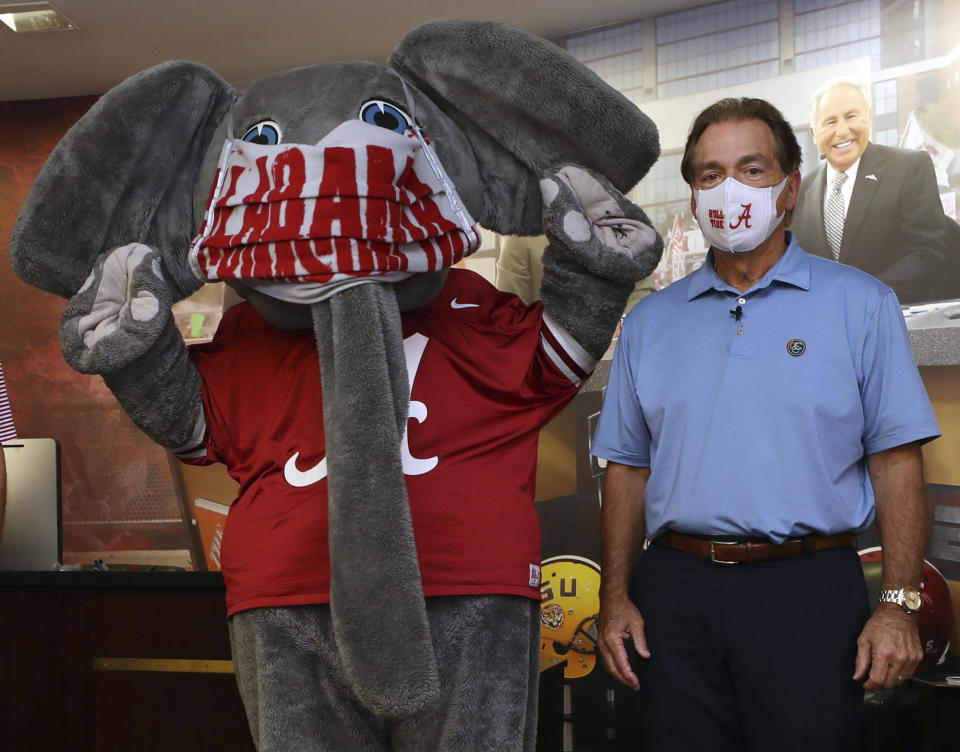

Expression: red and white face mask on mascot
xmin=190 ymin=82 xmax=481 ymax=303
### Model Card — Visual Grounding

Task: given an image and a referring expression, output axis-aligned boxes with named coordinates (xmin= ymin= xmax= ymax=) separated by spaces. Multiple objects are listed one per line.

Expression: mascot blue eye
xmin=241 ymin=121 xmax=282 ymax=145
xmin=359 ymin=101 xmax=412 ymax=134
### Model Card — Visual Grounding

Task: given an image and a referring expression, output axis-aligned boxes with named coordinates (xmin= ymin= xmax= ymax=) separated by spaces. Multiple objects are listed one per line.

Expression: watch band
xmin=878 ymin=587 xmax=921 ymax=614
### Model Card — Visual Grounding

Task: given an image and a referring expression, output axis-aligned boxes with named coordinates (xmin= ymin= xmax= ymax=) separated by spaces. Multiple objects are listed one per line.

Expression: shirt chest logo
xmin=786 ymin=338 xmax=806 ymax=357
xmin=283 ymin=332 xmax=438 ymax=488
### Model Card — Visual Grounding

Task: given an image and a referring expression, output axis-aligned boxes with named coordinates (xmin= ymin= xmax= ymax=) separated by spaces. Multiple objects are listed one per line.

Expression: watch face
xmin=904 ymin=589 xmax=922 ymax=612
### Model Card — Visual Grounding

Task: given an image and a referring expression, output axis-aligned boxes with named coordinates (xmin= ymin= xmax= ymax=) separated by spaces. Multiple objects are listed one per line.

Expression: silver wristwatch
xmin=878 ymin=587 xmax=922 ymax=614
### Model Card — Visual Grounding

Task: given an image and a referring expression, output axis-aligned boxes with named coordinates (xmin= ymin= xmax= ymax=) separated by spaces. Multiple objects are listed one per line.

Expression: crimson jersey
xmin=183 ymin=268 xmax=595 ymax=617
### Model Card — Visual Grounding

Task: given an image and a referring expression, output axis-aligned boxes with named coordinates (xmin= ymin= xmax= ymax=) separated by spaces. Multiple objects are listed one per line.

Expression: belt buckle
xmin=709 ymin=540 xmax=740 ymax=565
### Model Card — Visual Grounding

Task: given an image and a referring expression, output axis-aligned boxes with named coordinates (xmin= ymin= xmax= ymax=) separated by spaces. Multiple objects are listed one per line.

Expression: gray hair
xmin=809 ymin=77 xmax=872 ymax=127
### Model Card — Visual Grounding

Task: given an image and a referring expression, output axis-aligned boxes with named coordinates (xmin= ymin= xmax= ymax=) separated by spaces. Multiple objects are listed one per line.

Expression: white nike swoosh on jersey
xmin=284 ymin=452 xmax=327 ymax=487
xmin=450 ymin=298 xmax=479 ymax=309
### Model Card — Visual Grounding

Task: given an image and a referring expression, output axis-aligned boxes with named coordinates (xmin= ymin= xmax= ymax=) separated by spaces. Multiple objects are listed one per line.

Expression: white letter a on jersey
xmin=400 ymin=333 xmax=438 ymax=476
xmin=283 ymin=333 xmax=437 ymax=488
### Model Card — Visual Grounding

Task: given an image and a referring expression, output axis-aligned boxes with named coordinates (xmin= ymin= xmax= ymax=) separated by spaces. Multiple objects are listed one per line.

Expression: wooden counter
xmin=0 ymin=571 xmax=254 ymax=752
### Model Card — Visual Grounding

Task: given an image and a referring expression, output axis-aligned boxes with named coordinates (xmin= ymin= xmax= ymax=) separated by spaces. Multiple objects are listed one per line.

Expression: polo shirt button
xmin=738 ymin=297 xmax=746 ymax=305
xmin=737 ymin=327 xmax=744 ymax=335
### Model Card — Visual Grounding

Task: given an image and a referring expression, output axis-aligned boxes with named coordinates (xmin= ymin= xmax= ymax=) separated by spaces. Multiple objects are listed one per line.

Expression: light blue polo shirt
xmin=591 ymin=233 xmax=940 ymax=543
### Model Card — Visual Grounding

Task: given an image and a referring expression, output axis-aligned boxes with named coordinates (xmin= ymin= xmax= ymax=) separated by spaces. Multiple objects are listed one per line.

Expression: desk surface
xmin=909 ymin=655 xmax=960 ymax=690
xmin=909 ymin=674 xmax=960 ymax=690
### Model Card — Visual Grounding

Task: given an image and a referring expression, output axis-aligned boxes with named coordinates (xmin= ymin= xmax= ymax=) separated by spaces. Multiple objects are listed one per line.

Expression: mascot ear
xmin=390 ymin=19 xmax=659 ymax=235
xmin=10 ymin=61 xmax=236 ymax=300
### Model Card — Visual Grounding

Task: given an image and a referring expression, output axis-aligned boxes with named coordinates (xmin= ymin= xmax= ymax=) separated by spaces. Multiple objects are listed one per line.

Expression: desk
xmin=907 ymin=669 xmax=960 ymax=752
xmin=0 ymin=571 xmax=254 ymax=752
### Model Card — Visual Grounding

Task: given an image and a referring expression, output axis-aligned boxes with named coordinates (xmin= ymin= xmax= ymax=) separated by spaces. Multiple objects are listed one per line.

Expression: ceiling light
xmin=0 ymin=2 xmax=76 ymax=33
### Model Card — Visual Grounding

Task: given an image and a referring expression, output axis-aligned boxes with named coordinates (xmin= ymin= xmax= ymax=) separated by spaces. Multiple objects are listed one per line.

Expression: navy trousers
xmin=630 ymin=542 xmax=871 ymax=751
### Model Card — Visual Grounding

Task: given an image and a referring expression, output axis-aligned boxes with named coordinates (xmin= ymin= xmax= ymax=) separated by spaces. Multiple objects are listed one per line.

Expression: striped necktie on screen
xmin=825 ymin=171 xmax=848 ymax=260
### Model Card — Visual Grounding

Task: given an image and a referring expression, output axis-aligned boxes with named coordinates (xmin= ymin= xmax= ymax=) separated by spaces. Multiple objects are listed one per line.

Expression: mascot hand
xmin=540 ymin=164 xmax=661 ymax=284
xmin=60 ymin=243 xmax=175 ymax=375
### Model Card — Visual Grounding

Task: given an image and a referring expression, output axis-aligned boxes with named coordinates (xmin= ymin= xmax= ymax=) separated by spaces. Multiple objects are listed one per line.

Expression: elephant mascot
xmin=10 ymin=18 xmax=662 ymax=752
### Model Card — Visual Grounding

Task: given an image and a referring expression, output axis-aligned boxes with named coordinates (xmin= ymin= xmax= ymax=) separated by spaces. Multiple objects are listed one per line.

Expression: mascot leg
xmin=229 ymin=606 xmax=385 ymax=752
xmin=229 ymin=597 xmax=538 ymax=752
xmin=391 ymin=595 xmax=540 ymax=752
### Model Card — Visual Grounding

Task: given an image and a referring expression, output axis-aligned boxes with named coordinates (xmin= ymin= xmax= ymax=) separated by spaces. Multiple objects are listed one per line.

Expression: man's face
xmin=689 ymin=118 xmax=798 ymax=220
xmin=810 ymin=85 xmax=872 ymax=172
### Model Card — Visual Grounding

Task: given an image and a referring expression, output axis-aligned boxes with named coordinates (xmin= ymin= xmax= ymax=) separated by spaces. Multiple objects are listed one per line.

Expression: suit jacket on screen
xmin=791 ymin=142 xmax=955 ymax=304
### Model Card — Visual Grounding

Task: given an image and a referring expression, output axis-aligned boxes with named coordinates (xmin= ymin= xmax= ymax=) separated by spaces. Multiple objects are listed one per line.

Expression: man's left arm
xmin=0 ymin=357 xmax=15 ymax=539
xmin=495 ymin=235 xmax=540 ymax=305
xmin=854 ymin=441 xmax=926 ymax=689
xmin=0 ymin=447 xmax=6 ymax=539
xmin=877 ymin=151 xmax=951 ymax=302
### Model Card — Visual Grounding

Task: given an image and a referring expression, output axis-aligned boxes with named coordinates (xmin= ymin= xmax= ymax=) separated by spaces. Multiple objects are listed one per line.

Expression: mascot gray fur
xmin=10 ymin=18 xmax=662 ymax=751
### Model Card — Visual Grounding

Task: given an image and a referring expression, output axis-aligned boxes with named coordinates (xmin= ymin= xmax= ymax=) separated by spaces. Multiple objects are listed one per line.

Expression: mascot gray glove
xmin=60 ymin=243 xmax=174 ymax=374
xmin=540 ymin=165 xmax=663 ymax=359
xmin=60 ymin=243 xmax=203 ymax=451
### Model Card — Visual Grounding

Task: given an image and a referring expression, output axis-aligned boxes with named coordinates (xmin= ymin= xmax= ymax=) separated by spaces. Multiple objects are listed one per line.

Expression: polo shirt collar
xmin=686 ymin=231 xmax=810 ymax=300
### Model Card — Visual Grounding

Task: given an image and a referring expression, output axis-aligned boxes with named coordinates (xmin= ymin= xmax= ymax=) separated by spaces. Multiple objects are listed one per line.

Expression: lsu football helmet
xmin=540 ymin=555 xmax=601 ymax=679
xmin=859 ymin=546 xmax=954 ymax=673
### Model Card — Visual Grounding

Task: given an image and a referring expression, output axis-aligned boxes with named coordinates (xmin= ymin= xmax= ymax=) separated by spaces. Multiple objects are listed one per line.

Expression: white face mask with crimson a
xmin=693 ymin=176 xmax=788 ymax=254
xmin=189 ymin=81 xmax=481 ymax=304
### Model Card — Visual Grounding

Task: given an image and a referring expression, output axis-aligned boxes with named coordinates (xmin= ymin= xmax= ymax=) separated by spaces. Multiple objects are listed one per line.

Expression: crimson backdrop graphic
xmin=0 ymin=98 xmax=186 ymax=559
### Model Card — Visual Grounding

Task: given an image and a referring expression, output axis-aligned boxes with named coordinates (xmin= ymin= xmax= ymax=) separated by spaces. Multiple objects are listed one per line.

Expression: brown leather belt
xmin=653 ymin=531 xmax=855 ymax=564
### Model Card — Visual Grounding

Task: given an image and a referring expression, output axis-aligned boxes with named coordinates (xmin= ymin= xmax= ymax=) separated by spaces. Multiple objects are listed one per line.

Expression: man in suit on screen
xmin=792 ymin=77 xmax=955 ymax=304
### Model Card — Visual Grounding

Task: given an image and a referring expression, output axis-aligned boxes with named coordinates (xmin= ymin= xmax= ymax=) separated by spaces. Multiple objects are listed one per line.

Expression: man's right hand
xmin=598 ymin=593 xmax=651 ymax=691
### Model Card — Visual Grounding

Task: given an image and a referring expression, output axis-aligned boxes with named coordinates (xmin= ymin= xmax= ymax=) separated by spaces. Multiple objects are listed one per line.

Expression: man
xmin=592 ymin=97 xmax=939 ymax=751
xmin=792 ymin=77 xmax=953 ymax=304
xmin=0 ymin=357 xmax=18 ymax=537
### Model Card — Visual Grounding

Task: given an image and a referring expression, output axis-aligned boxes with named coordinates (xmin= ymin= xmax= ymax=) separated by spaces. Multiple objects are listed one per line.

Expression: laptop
xmin=0 ymin=438 xmax=62 ymax=570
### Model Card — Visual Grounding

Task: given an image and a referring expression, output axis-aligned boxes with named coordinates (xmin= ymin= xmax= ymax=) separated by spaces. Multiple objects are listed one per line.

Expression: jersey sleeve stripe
xmin=540 ymin=335 xmax=583 ymax=386
xmin=541 ymin=311 xmax=597 ymax=385
xmin=175 ymin=446 xmax=210 ymax=460
xmin=171 ymin=412 xmax=209 ymax=459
